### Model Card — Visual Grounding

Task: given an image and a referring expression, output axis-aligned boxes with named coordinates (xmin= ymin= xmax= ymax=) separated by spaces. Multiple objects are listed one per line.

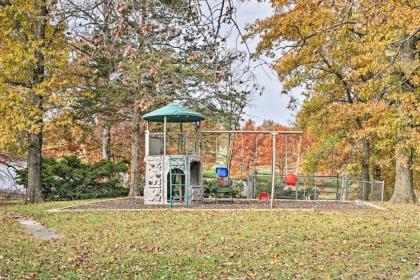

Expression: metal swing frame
xmin=201 ymin=130 xmax=304 ymax=208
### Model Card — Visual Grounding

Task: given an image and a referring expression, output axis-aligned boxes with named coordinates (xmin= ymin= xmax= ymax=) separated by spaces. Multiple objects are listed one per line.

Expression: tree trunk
xmin=129 ymin=103 xmax=141 ymax=197
xmin=102 ymin=122 xmax=111 ymax=160
xmin=26 ymin=0 xmax=47 ymax=203
xmin=373 ymin=164 xmax=382 ymax=180
xmin=389 ymin=33 xmax=417 ymax=203
xmin=361 ymin=140 xmax=370 ymax=200
xmin=390 ymin=147 xmax=416 ymax=203
xmin=26 ymin=132 xmax=43 ymax=203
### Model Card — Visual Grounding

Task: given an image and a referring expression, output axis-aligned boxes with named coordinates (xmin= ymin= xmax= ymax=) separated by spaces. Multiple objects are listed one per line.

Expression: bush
xmin=17 ymin=156 xmax=129 ymax=200
xmin=204 ymin=179 xmax=243 ymax=198
xmin=203 ymin=179 xmax=218 ymax=198
xmin=231 ymin=181 xmax=245 ymax=198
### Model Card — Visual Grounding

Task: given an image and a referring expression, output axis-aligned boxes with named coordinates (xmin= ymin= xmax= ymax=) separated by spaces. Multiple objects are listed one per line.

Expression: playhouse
xmin=143 ymin=103 xmax=204 ymax=206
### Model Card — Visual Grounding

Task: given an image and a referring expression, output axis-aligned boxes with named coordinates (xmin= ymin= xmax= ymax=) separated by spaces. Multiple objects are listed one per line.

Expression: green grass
xmin=202 ymin=168 xmax=216 ymax=178
xmin=1 ymin=200 xmax=419 ymax=279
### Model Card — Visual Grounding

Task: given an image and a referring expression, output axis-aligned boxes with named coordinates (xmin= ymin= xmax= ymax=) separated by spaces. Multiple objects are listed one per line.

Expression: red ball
xmin=258 ymin=192 xmax=270 ymax=201
xmin=285 ymin=174 xmax=298 ymax=186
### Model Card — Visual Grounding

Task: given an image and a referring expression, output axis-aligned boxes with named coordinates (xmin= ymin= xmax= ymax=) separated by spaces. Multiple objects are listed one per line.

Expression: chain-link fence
xmin=242 ymin=173 xmax=384 ymax=202
xmin=340 ymin=176 xmax=384 ymax=202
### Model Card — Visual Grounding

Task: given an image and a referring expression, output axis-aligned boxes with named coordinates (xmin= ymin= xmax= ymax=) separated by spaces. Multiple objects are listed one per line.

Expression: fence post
xmin=336 ymin=174 xmax=339 ymax=200
xmin=254 ymin=172 xmax=257 ymax=199
xmin=270 ymin=133 xmax=276 ymax=208
xmin=381 ymin=181 xmax=384 ymax=203
xmin=362 ymin=180 xmax=365 ymax=201
xmin=341 ymin=175 xmax=347 ymax=201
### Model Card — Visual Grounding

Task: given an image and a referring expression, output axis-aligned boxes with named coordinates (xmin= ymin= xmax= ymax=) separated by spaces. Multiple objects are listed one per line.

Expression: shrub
xmin=17 ymin=156 xmax=129 ymax=200
xmin=231 ymin=181 xmax=245 ymax=198
xmin=203 ymin=179 xmax=243 ymax=198
xmin=203 ymin=179 xmax=218 ymax=198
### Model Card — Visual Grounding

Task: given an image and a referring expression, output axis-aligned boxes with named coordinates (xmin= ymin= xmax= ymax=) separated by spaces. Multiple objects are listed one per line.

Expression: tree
xmin=376 ymin=4 xmax=418 ymax=203
xmin=98 ymin=0 xmax=260 ymax=196
xmin=56 ymin=0 xmax=260 ymax=197
xmin=250 ymin=0 xmax=418 ymax=202
xmin=63 ymin=0 xmax=129 ymax=161
xmin=0 ymin=0 xmax=72 ymax=203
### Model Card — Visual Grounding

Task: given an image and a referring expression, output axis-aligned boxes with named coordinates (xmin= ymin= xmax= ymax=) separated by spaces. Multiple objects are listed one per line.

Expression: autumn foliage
xmin=250 ymin=0 xmax=419 ymax=201
xmin=201 ymin=119 xmax=315 ymax=179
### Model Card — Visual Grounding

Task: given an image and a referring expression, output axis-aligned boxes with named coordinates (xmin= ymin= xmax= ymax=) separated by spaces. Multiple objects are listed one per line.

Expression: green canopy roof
xmin=143 ymin=103 xmax=205 ymax=123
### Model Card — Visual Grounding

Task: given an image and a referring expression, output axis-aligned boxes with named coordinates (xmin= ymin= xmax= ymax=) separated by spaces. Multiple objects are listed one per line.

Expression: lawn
xmin=0 ymin=199 xmax=419 ymax=279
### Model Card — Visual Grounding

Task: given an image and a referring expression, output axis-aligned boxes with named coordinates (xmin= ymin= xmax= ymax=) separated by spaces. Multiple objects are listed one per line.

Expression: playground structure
xmin=143 ymin=104 xmax=204 ymax=206
xmin=143 ymin=103 xmax=305 ymax=207
xmin=142 ymin=103 xmax=385 ymax=207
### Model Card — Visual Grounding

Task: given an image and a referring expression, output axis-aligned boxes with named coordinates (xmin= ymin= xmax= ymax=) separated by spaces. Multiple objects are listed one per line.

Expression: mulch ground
xmin=64 ymin=197 xmax=374 ymax=211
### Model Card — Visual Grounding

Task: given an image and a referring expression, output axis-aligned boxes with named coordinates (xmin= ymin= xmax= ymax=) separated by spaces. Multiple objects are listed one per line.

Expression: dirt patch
xmin=63 ymin=198 xmax=374 ymax=211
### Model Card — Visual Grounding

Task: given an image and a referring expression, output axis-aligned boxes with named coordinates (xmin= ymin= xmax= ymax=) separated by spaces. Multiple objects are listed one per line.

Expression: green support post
xmin=168 ymin=156 xmax=189 ymax=208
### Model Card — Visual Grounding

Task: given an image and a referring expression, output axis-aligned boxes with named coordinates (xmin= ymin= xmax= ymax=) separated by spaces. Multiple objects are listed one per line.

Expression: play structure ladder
xmin=168 ymin=156 xmax=189 ymax=207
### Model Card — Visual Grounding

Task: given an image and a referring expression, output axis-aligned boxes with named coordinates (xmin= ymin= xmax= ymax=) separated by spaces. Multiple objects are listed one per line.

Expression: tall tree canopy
xmin=0 ymin=0 xmax=73 ymax=202
xmin=249 ymin=0 xmax=419 ymax=202
xmin=42 ymin=0 xmax=260 ymax=196
xmin=0 ymin=0 xmax=261 ymax=201
xmin=65 ymin=0 xmax=255 ymax=195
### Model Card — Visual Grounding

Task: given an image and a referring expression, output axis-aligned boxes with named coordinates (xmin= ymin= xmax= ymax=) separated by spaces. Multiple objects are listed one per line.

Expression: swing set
xmin=201 ymin=130 xmax=303 ymax=207
xmin=142 ymin=104 xmax=384 ymax=208
xmin=142 ymin=103 xmax=304 ymax=208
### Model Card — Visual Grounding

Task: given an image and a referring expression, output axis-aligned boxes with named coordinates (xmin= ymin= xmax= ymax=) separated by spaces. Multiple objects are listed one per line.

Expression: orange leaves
xmin=250 ymin=0 xmax=419 ymax=188
xmin=117 ymin=0 xmax=128 ymax=16
xmin=225 ymin=120 xmax=312 ymax=177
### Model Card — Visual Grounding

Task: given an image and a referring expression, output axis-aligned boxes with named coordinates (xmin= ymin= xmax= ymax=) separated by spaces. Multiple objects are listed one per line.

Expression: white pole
xmin=201 ymin=130 xmax=303 ymax=135
xmin=270 ymin=133 xmax=276 ymax=208
xmin=255 ymin=134 xmax=258 ymax=172
xmin=295 ymin=136 xmax=302 ymax=200
xmin=198 ymin=121 xmax=201 ymax=154
xmin=145 ymin=122 xmax=150 ymax=157
xmin=240 ymin=135 xmax=244 ymax=179
xmin=215 ymin=134 xmax=218 ymax=166
xmin=179 ymin=121 xmax=183 ymax=154
xmin=285 ymin=135 xmax=288 ymax=175
xmin=163 ymin=117 xmax=167 ymax=203
xmin=163 ymin=117 xmax=167 ymax=156
xmin=295 ymin=135 xmax=302 ymax=175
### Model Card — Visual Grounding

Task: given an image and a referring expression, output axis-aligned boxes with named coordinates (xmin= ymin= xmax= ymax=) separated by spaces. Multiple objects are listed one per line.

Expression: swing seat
xmin=215 ymin=177 xmax=234 ymax=202
xmin=215 ymin=167 xmax=229 ymax=177
xmin=258 ymin=192 xmax=270 ymax=202
xmin=215 ymin=185 xmax=234 ymax=202
xmin=217 ymin=177 xmax=233 ymax=187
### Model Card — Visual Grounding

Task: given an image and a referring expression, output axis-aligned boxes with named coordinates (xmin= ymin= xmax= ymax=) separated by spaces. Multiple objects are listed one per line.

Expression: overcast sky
xmin=225 ymin=1 xmax=299 ymax=126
